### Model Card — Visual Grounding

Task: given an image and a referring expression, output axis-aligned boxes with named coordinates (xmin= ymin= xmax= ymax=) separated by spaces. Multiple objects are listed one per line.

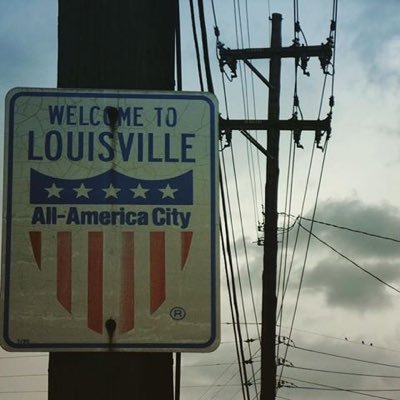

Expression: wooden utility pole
xmin=219 ymin=12 xmax=332 ymax=400
xmin=260 ymin=13 xmax=281 ymax=400
xmin=49 ymin=1 xmax=176 ymax=399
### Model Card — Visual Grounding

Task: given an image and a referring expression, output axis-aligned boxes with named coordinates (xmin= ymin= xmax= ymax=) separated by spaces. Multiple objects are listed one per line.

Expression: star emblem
xmin=130 ymin=183 xmax=150 ymax=199
xmin=73 ymin=183 xmax=92 ymax=198
xmin=103 ymin=183 xmax=120 ymax=199
xmin=45 ymin=183 xmax=63 ymax=198
xmin=159 ymin=184 xmax=178 ymax=199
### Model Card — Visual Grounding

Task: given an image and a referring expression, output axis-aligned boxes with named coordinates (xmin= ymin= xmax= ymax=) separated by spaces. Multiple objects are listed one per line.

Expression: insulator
xmin=294 ymin=129 xmax=304 ymax=149
xmin=300 ymin=55 xmax=310 ymax=77
xmin=315 ymin=129 xmax=324 ymax=150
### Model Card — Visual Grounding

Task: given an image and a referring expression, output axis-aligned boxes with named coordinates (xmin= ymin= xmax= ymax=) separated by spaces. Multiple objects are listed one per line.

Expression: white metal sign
xmin=1 ymin=88 xmax=219 ymax=351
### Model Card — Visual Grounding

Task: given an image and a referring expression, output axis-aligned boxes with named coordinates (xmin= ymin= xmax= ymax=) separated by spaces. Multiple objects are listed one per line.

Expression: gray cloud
xmin=304 ymin=257 xmax=400 ymax=311
xmin=302 ymin=198 xmax=400 ymax=259
xmin=282 ymin=198 xmax=400 ymax=311
xmin=344 ymin=0 xmax=400 ymax=70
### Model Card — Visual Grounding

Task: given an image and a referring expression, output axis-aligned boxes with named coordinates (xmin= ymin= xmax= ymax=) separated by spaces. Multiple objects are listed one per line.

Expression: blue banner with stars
xmin=30 ymin=168 xmax=193 ymax=205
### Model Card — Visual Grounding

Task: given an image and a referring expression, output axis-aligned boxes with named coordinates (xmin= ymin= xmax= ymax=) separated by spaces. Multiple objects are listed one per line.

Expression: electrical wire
xmin=277 ymin=324 xmax=400 ymax=352
xmin=220 ymin=169 xmax=251 ymax=400
xmin=276 ymin=143 xmax=315 ymax=329
xmin=189 ymin=0 xmax=204 ymax=91
xmin=210 ymin=3 xmax=259 ymax=396
xmin=232 ymin=0 xmax=263 ymax=239
xmin=197 ymin=0 xmax=214 ymax=93
xmin=241 ymin=0 xmax=264 ymax=228
xmin=329 ymin=0 xmax=339 ymax=108
xmin=277 ymin=136 xmax=296 ymax=363
xmin=277 ymin=0 xmax=302 ymax=350
xmin=279 ymin=131 xmax=331 ymax=383
xmin=287 ymin=343 xmax=400 ymax=368
xmin=298 ymin=221 xmax=400 ymax=295
xmin=220 ymin=224 xmax=248 ymax=400
xmin=288 ymin=365 xmax=400 ymax=379
xmin=175 ymin=0 xmax=182 ymax=91
xmin=228 ymin=144 xmax=262 ymax=394
xmin=278 ymin=0 xmax=340 ymax=366
xmin=221 ymin=149 xmax=258 ymax=398
xmin=283 ymin=213 xmax=400 ymax=243
xmin=281 ymin=376 xmax=398 ymax=400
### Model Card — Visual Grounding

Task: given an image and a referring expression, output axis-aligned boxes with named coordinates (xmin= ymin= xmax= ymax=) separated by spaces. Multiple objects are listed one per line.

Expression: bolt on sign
xmin=1 ymin=88 xmax=219 ymax=352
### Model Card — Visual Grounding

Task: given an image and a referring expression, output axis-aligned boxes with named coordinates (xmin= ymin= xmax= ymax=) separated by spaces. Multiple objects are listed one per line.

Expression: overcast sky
xmin=1 ymin=1 xmax=400 ymax=400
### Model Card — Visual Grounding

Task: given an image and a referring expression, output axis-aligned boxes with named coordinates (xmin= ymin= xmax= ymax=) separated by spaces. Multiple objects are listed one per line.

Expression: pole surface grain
xmin=58 ymin=0 xmax=176 ymax=90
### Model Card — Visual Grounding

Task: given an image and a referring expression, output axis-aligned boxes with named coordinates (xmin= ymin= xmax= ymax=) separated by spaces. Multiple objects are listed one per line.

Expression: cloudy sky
xmin=1 ymin=0 xmax=400 ymax=399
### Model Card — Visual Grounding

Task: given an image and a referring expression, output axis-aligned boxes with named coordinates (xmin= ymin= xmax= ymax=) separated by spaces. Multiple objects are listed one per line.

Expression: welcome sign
xmin=1 ymin=88 xmax=219 ymax=351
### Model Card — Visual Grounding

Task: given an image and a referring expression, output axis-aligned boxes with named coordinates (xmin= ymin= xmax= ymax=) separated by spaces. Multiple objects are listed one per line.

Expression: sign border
xmin=1 ymin=88 xmax=219 ymax=351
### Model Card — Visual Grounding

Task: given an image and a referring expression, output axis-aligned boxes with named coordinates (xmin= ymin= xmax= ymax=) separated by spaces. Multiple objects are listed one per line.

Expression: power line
xmin=299 ymin=222 xmax=400 ymax=295
xmin=283 ymin=213 xmax=400 ymax=243
xmin=287 ymin=343 xmax=400 ymax=369
xmin=288 ymin=365 xmax=400 ymax=379
xmin=220 ymin=171 xmax=251 ymax=400
xmin=279 ymin=140 xmax=330 ymax=382
xmin=225 ymin=322 xmax=400 ymax=355
xmin=227 ymin=145 xmax=261 ymax=396
xmin=220 ymin=225 xmax=248 ymax=400
xmin=277 ymin=325 xmax=397 ymax=352
xmin=197 ymin=0 xmax=214 ymax=93
xmin=281 ymin=376 xmax=398 ymax=400
xmin=220 ymin=154 xmax=251 ymax=400
xmin=189 ymin=0 xmax=204 ymax=91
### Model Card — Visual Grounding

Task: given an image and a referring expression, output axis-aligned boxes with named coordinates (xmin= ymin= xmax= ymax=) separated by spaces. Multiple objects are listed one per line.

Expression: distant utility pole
xmin=49 ymin=1 xmax=177 ymax=399
xmin=219 ymin=13 xmax=332 ymax=400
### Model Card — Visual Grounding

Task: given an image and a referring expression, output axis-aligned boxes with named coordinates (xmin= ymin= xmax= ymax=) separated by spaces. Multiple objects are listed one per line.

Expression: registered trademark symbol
xmin=170 ymin=307 xmax=186 ymax=320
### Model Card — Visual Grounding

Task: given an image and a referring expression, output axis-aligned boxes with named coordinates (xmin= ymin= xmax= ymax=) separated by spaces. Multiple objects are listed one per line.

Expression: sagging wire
xmin=229 ymin=142 xmax=263 ymax=338
xmin=278 ymin=5 xmax=339 ymax=379
xmin=215 ymin=0 xmax=266 ymax=243
xmin=221 ymin=148 xmax=260 ymax=398
xmin=278 ymin=139 xmax=331 ymax=384
xmin=220 ymin=164 xmax=252 ymax=400
xmin=276 ymin=134 xmax=296 ymax=361
xmin=277 ymin=0 xmax=305 ymax=368
xmin=298 ymin=221 xmax=400 ymax=295
xmin=197 ymin=2 xmax=254 ymax=398
xmin=214 ymin=19 xmax=264 ymax=400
